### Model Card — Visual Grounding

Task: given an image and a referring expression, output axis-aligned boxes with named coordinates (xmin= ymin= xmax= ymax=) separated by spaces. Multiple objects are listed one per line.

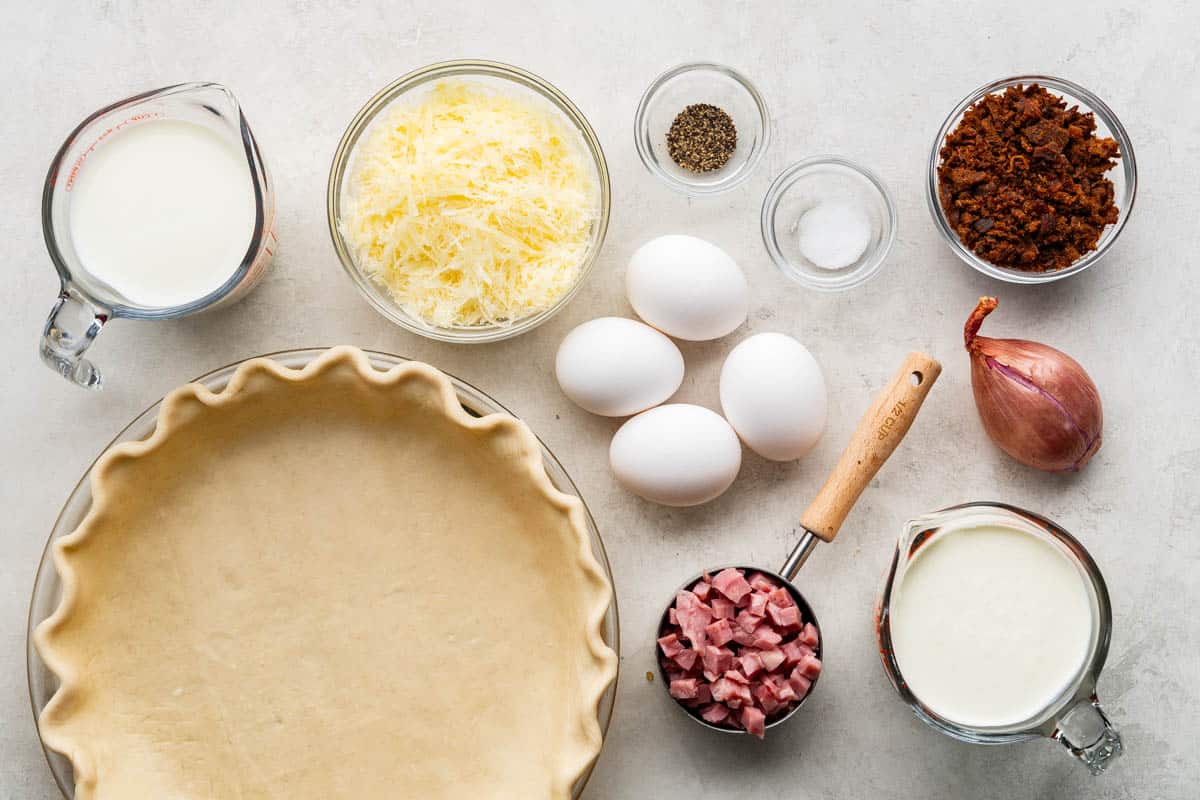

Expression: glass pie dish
xmin=27 ymin=347 xmax=620 ymax=798
xmin=327 ymin=60 xmax=611 ymax=343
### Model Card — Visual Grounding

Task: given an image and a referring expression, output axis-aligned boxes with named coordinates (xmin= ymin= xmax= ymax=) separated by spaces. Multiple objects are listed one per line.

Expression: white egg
xmin=719 ymin=333 xmax=827 ymax=461
xmin=609 ymin=404 xmax=742 ymax=506
xmin=626 ymin=234 xmax=749 ymax=341
xmin=555 ymin=317 xmax=685 ymax=417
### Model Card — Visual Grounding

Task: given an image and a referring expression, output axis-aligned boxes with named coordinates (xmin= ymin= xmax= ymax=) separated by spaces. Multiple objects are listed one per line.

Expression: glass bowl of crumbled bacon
xmin=927 ymin=75 xmax=1137 ymax=284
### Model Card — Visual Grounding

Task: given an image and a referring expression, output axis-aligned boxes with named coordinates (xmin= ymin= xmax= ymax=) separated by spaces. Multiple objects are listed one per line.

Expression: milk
xmin=889 ymin=524 xmax=1093 ymax=728
xmin=68 ymin=119 xmax=255 ymax=309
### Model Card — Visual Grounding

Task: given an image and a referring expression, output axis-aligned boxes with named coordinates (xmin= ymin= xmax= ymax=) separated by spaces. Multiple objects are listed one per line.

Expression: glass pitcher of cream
xmin=38 ymin=83 xmax=276 ymax=388
xmin=875 ymin=502 xmax=1122 ymax=774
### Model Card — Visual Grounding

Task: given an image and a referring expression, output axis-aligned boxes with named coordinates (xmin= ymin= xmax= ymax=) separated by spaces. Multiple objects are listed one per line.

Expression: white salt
xmin=796 ymin=201 xmax=873 ymax=270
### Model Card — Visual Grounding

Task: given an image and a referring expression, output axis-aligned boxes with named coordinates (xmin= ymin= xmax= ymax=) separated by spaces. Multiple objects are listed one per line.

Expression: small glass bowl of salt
xmin=760 ymin=156 xmax=896 ymax=291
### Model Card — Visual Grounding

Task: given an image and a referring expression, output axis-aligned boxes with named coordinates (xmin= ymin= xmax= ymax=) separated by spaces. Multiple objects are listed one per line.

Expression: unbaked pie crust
xmin=35 ymin=346 xmax=617 ymax=799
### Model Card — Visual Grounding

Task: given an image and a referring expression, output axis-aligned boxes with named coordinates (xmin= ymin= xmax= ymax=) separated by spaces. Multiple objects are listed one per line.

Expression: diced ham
xmin=781 ymin=640 xmax=813 ymax=666
xmin=712 ymin=674 xmax=754 ymax=708
xmin=672 ymin=647 xmax=698 ymax=672
xmin=657 ymin=633 xmax=684 ymax=658
xmin=710 ymin=597 xmax=735 ymax=620
xmin=766 ymin=603 xmax=801 ymax=631
xmin=711 ymin=568 xmax=753 ymax=604
xmin=741 ymin=706 xmax=766 ymax=738
xmin=702 ymin=645 xmax=735 ymax=676
xmin=724 ymin=669 xmax=749 ymax=685
xmin=682 ymin=681 xmax=714 ymax=708
xmin=748 ymin=592 xmax=769 ymax=616
xmin=731 ymin=627 xmax=757 ymax=647
xmin=705 ymin=618 xmax=734 ymax=648
xmin=768 ymin=587 xmax=794 ymax=608
xmin=752 ymin=625 xmax=783 ymax=648
xmin=797 ymin=653 xmax=822 ymax=680
xmin=758 ymin=647 xmax=786 ymax=673
xmin=748 ymin=572 xmax=777 ymax=593
xmin=739 ymin=651 xmax=763 ymax=678
xmin=753 ymin=681 xmax=783 ymax=714
xmin=710 ymin=677 xmax=738 ymax=703
xmin=788 ymin=670 xmax=812 ymax=699
xmin=735 ymin=610 xmax=764 ymax=633
xmin=665 ymin=572 xmax=822 ymax=740
xmin=676 ymin=602 xmax=713 ymax=648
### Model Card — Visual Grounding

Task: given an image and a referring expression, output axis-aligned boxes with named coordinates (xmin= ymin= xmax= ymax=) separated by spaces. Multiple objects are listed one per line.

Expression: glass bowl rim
xmin=26 ymin=346 xmax=620 ymax=798
xmin=925 ymin=74 xmax=1138 ymax=285
xmin=760 ymin=155 xmax=898 ymax=292
xmin=633 ymin=61 xmax=771 ymax=196
xmin=326 ymin=59 xmax=612 ymax=343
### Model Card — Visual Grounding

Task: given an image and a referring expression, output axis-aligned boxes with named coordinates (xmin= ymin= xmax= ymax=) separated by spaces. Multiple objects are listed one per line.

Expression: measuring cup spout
xmin=1052 ymin=693 xmax=1122 ymax=774
xmin=40 ymin=288 xmax=107 ymax=389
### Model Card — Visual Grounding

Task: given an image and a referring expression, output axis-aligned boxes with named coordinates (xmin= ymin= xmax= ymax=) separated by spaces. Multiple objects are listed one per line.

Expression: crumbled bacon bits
xmin=659 ymin=568 xmax=821 ymax=738
xmin=936 ymin=83 xmax=1120 ymax=272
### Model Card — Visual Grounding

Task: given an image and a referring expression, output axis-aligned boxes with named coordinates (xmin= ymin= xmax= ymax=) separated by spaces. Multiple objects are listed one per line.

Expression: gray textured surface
xmin=2 ymin=2 xmax=1197 ymax=798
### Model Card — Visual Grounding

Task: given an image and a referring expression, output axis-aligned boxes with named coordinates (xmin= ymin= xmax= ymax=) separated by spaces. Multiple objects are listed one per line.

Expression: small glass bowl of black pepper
xmin=927 ymin=75 xmax=1137 ymax=284
xmin=635 ymin=63 xmax=770 ymax=195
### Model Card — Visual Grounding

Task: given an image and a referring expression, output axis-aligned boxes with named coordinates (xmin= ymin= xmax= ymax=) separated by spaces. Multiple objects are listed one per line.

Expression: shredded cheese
xmin=342 ymin=80 xmax=601 ymax=328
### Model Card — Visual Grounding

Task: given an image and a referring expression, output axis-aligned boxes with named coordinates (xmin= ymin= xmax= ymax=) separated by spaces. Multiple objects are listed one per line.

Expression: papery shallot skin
xmin=965 ymin=297 xmax=1103 ymax=472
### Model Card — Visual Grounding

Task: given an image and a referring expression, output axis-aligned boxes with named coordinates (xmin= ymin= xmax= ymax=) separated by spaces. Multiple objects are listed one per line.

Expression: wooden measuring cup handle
xmin=800 ymin=352 xmax=941 ymax=543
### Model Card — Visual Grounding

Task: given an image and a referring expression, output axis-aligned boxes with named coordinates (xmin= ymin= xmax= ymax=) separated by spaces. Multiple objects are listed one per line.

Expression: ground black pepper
xmin=666 ymin=104 xmax=737 ymax=173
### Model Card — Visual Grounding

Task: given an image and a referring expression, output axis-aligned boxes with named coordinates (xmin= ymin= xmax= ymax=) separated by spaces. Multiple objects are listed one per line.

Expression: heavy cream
xmin=889 ymin=524 xmax=1093 ymax=728
xmin=68 ymin=119 xmax=255 ymax=309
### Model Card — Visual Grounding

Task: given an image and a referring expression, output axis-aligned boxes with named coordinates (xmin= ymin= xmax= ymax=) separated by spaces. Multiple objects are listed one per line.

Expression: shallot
xmin=964 ymin=297 xmax=1103 ymax=472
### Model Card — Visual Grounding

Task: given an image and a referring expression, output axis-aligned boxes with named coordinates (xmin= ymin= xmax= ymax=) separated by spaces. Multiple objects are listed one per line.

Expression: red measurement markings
xmin=63 ymin=112 xmax=162 ymax=191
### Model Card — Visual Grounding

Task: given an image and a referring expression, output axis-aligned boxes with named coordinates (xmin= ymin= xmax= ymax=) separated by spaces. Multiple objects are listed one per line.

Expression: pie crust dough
xmin=36 ymin=347 xmax=617 ymax=799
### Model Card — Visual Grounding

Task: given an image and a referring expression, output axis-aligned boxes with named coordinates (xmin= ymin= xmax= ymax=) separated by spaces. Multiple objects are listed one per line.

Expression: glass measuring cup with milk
xmin=875 ymin=502 xmax=1122 ymax=774
xmin=38 ymin=83 xmax=276 ymax=388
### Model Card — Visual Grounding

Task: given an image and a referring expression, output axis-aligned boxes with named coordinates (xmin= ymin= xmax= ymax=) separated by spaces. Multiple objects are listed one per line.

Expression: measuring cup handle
xmin=1052 ymin=693 xmax=1123 ymax=774
xmin=799 ymin=352 xmax=941 ymax=542
xmin=39 ymin=288 xmax=108 ymax=389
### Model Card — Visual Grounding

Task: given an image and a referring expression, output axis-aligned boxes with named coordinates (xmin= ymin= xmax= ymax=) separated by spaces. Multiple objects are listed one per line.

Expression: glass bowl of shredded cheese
xmin=328 ymin=61 xmax=611 ymax=342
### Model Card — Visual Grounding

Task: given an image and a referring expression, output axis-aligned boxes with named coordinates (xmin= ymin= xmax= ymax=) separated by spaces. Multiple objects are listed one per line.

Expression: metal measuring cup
xmin=657 ymin=352 xmax=942 ymax=734
xmin=38 ymin=83 xmax=276 ymax=389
